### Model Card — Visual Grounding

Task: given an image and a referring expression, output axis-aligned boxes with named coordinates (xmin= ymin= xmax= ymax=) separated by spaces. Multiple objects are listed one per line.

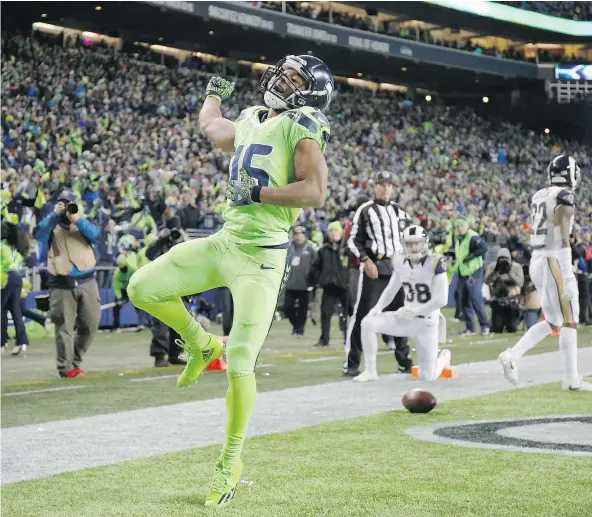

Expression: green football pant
xmin=128 ymin=228 xmax=289 ymax=377
xmin=129 ymin=229 xmax=288 ymax=465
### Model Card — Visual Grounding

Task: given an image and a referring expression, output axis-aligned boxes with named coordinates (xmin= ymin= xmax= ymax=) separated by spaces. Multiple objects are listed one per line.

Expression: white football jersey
xmin=393 ymin=253 xmax=447 ymax=315
xmin=530 ymin=186 xmax=575 ymax=252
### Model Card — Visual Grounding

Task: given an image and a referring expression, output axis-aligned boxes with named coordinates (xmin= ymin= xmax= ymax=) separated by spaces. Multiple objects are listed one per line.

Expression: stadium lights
xmin=209 ymin=31 xmax=215 ymax=36
xmin=158 ymin=37 xmax=164 ymax=41
xmin=544 ymin=128 xmax=550 ymax=134
xmin=41 ymin=13 xmax=48 ymax=18
xmin=95 ymin=5 xmax=102 ymax=11
xmin=260 ymin=56 xmax=266 ymax=60
xmin=482 ymin=96 xmax=489 ymax=103
xmin=357 ymin=72 xmax=363 ymax=77
xmin=401 ymin=67 xmax=407 ymax=72
xmin=425 ymin=95 xmax=432 ymax=102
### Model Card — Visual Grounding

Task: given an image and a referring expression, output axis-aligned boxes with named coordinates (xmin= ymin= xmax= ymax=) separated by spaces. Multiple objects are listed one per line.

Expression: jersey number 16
xmin=230 ymin=144 xmax=273 ymax=186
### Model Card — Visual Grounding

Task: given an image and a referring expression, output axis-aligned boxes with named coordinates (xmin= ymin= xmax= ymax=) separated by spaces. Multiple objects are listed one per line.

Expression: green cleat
xmin=204 ymin=458 xmax=243 ymax=508
xmin=176 ymin=335 xmax=226 ymax=388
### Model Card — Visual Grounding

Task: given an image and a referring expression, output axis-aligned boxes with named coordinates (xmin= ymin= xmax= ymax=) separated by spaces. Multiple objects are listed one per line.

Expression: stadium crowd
xmin=500 ymin=1 xmax=592 ymax=21
xmin=1 ymin=31 xmax=591 ymax=344
xmin=260 ymin=1 xmax=585 ymax=64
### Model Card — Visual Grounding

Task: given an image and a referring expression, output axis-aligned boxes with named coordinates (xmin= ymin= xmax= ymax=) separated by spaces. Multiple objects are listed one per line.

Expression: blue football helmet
xmin=259 ymin=54 xmax=334 ymax=112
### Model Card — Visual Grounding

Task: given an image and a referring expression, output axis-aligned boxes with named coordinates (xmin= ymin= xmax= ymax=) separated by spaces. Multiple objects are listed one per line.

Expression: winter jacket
xmin=308 ymin=243 xmax=348 ymax=292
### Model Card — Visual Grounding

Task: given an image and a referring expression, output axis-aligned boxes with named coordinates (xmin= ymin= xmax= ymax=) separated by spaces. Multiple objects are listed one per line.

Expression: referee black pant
xmin=344 ymin=271 xmax=411 ymax=373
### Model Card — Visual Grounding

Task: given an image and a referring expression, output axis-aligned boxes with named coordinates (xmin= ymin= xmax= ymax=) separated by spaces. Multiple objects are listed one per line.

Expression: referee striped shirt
xmin=347 ymin=199 xmax=410 ymax=262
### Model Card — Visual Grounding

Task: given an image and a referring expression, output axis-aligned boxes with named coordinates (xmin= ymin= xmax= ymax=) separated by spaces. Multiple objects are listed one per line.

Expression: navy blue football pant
xmin=20 ymin=298 xmax=47 ymax=327
xmin=1 ymin=271 xmax=30 ymax=347
xmin=458 ymin=268 xmax=489 ymax=332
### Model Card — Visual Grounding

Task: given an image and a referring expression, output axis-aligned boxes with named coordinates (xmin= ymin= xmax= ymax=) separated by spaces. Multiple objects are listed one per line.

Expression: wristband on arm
xmin=250 ymin=185 xmax=262 ymax=204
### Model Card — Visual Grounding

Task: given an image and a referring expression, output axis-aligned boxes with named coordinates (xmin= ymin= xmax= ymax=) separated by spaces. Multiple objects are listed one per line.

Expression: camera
xmin=430 ymin=230 xmax=447 ymax=246
xmin=66 ymin=202 xmax=79 ymax=214
xmin=170 ymin=229 xmax=181 ymax=242
xmin=496 ymin=257 xmax=511 ymax=274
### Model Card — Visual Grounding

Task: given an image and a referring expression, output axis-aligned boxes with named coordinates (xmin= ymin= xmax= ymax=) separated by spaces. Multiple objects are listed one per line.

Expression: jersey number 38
xmin=402 ymin=282 xmax=431 ymax=303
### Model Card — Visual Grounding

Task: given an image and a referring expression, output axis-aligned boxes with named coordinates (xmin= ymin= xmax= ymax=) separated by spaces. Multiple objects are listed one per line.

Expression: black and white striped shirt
xmin=347 ymin=199 xmax=410 ymax=264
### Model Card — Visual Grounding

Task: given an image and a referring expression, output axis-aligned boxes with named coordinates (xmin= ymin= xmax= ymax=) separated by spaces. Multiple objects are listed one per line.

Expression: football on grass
xmin=402 ymin=389 xmax=437 ymax=413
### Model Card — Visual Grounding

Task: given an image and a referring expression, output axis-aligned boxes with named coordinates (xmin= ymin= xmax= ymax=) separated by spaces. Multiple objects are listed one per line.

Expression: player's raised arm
xmin=199 ymin=77 xmax=236 ymax=153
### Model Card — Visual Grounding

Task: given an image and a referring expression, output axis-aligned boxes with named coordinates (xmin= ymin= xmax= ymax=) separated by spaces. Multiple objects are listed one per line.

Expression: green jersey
xmin=223 ymin=105 xmax=330 ymax=246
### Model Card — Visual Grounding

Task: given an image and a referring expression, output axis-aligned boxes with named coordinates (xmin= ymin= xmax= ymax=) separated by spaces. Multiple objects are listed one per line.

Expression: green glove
xmin=227 ymin=176 xmax=259 ymax=207
xmin=205 ymin=76 xmax=235 ymax=102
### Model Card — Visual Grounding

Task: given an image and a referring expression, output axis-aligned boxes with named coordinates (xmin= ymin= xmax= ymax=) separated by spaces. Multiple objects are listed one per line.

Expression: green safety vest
xmin=455 ymin=229 xmax=483 ymax=277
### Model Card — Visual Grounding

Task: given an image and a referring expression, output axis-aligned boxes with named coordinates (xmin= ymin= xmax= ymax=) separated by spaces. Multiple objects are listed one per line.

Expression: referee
xmin=344 ymin=171 xmax=412 ymax=377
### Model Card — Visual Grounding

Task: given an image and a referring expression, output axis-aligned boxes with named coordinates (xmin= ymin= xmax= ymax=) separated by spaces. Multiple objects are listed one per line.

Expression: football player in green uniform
xmin=128 ymin=54 xmax=334 ymax=507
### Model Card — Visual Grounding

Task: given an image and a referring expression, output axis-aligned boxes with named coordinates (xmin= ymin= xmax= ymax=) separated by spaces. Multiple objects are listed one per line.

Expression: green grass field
xmin=2 ymin=312 xmax=591 ymax=517
xmin=3 ymin=311 xmax=591 ymax=428
xmin=2 ymin=384 xmax=591 ymax=517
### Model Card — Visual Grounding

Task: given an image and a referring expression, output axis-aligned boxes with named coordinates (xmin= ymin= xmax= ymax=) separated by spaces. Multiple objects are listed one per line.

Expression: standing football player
xmin=499 ymin=154 xmax=591 ymax=391
xmin=128 ymin=55 xmax=334 ymax=506
xmin=354 ymin=226 xmax=451 ymax=382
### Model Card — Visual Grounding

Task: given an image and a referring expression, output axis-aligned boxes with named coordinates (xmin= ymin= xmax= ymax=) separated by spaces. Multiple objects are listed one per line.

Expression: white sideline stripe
xmin=129 ymin=364 xmax=275 ymax=383
xmin=2 ymin=385 xmax=89 ymax=397
xmin=4 ymin=348 xmax=590 ymax=485
xmin=300 ymin=351 xmax=392 ymax=363
xmin=129 ymin=374 xmax=178 ymax=383
xmin=468 ymin=338 xmax=510 ymax=345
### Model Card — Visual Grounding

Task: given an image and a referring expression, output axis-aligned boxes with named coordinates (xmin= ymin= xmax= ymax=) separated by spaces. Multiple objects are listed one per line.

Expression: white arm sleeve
xmin=413 ymin=273 xmax=449 ymax=316
xmin=374 ymin=273 xmax=402 ymax=313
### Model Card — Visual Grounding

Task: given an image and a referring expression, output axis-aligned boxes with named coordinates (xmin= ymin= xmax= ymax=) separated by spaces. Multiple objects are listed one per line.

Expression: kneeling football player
xmin=355 ymin=225 xmax=451 ymax=382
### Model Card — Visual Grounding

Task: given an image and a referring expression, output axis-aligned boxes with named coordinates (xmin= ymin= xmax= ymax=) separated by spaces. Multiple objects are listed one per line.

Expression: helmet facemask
xmin=260 ymin=56 xmax=315 ymax=112
xmin=403 ymin=236 xmax=429 ymax=263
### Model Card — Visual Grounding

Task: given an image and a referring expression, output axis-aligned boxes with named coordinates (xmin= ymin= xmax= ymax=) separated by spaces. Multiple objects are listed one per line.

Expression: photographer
xmin=34 ymin=190 xmax=101 ymax=378
xmin=484 ymin=248 xmax=524 ymax=333
xmin=142 ymin=225 xmax=188 ymax=367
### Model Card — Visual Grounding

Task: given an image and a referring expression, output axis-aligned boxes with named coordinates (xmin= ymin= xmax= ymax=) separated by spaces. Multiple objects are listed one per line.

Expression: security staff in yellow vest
xmin=453 ymin=216 xmax=490 ymax=337
xmin=34 ymin=190 xmax=101 ymax=378
xmin=1 ymin=218 xmax=30 ymax=355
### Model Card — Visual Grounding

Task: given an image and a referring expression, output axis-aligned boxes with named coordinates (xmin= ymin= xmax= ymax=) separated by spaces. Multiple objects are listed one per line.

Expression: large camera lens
xmin=67 ymin=202 xmax=79 ymax=214
xmin=170 ymin=229 xmax=181 ymax=241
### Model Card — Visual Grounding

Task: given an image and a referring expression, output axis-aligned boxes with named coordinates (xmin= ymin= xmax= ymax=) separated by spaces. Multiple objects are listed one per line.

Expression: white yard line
xmin=2 ymin=348 xmax=591 ymax=485
xmin=129 ymin=374 xmax=178 ymax=383
xmin=299 ymin=351 xmax=392 ymax=363
xmin=2 ymin=385 xmax=89 ymax=397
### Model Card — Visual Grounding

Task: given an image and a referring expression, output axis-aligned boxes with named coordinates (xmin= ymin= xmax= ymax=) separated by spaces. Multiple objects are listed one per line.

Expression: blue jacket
xmin=468 ymin=235 xmax=488 ymax=259
xmin=34 ymin=212 xmax=100 ymax=277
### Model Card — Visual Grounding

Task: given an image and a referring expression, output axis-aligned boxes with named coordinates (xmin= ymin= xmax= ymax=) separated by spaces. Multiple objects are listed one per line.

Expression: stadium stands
xmin=499 ymin=1 xmax=592 ymax=21
xmin=1 ymin=31 xmax=590 ymax=254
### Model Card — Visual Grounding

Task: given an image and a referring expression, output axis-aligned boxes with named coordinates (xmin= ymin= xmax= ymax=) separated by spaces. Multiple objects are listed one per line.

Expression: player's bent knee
xmin=361 ymin=316 xmax=374 ymax=330
xmin=126 ymin=273 xmax=143 ymax=306
xmin=226 ymin=343 xmax=257 ymax=377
